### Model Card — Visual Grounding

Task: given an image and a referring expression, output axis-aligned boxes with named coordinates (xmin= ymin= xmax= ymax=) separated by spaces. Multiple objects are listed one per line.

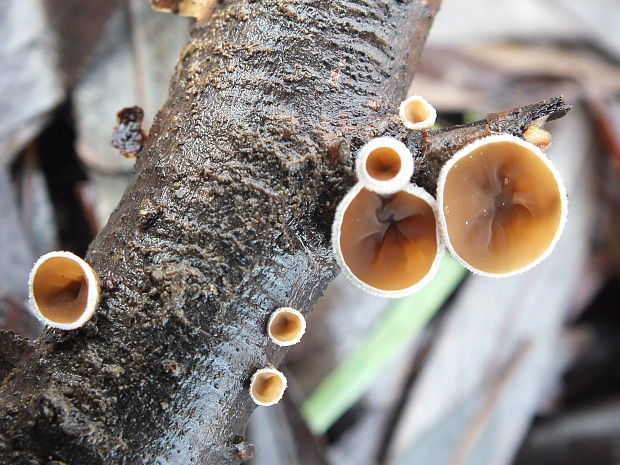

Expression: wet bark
xmin=0 ymin=1 xmax=569 ymax=464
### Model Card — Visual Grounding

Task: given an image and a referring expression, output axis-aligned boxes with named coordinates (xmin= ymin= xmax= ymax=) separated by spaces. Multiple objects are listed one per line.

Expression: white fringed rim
xmin=436 ymin=133 xmax=568 ymax=278
xmin=267 ymin=307 xmax=306 ymax=346
xmin=250 ymin=368 xmax=288 ymax=406
xmin=332 ymin=183 xmax=444 ymax=298
xmin=399 ymin=95 xmax=437 ymax=130
xmin=28 ymin=251 xmax=100 ymax=330
xmin=355 ymin=137 xmax=414 ymax=195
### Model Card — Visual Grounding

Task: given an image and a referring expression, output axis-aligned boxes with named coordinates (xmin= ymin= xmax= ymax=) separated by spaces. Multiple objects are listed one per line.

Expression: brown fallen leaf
xmin=110 ymin=105 xmax=147 ymax=159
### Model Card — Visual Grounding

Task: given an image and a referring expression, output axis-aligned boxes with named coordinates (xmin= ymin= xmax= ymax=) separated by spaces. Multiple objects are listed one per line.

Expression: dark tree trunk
xmin=0 ymin=1 xmax=569 ymax=464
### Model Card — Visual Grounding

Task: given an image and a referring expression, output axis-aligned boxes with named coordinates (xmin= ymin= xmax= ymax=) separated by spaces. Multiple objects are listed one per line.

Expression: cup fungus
xmin=437 ymin=134 xmax=567 ymax=277
xmin=523 ymin=125 xmax=552 ymax=151
xmin=150 ymin=0 xmax=212 ymax=19
xmin=399 ymin=95 xmax=437 ymax=130
xmin=332 ymin=183 xmax=443 ymax=298
xmin=250 ymin=368 xmax=287 ymax=407
xmin=355 ymin=137 xmax=414 ymax=195
xmin=267 ymin=307 xmax=306 ymax=347
xmin=28 ymin=251 xmax=101 ymax=329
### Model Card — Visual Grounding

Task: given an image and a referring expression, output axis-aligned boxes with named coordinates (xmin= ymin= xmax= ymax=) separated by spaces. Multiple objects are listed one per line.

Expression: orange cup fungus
xmin=267 ymin=307 xmax=306 ymax=347
xmin=28 ymin=251 xmax=100 ymax=329
xmin=437 ymin=134 xmax=567 ymax=277
xmin=250 ymin=368 xmax=288 ymax=406
xmin=332 ymin=183 xmax=443 ymax=297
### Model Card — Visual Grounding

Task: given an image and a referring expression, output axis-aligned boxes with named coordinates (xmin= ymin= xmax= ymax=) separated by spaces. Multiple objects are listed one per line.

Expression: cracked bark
xmin=0 ymin=1 xmax=570 ymax=464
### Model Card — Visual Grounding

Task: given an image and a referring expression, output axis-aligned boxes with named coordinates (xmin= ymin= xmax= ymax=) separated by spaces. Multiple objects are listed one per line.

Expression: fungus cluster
xmin=27 ymin=250 xmax=301 ymax=407
xmin=26 ymin=97 xmax=567 ymax=413
xmin=334 ymin=136 xmax=443 ymax=298
xmin=333 ymin=97 xmax=567 ymax=295
xmin=250 ymin=306 xmax=307 ymax=406
xmin=28 ymin=253 xmax=303 ymax=407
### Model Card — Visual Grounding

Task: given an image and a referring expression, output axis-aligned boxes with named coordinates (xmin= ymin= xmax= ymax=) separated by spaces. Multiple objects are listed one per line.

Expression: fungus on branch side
xmin=399 ymin=95 xmax=437 ymax=130
xmin=267 ymin=307 xmax=306 ymax=347
xmin=437 ymin=134 xmax=567 ymax=277
xmin=150 ymin=0 xmax=213 ymax=20
xmin=250 ymin=368 xmax=287 ymax=407
xmin=523 ymin=124 xmax=552 ymax=151
xmin=28 ymin=251 xmax=101 ymax=329
xmin=355 ymin=137 xmax=414 ymax=195
xmin=333 ymin=183 xmax=443 ymax=298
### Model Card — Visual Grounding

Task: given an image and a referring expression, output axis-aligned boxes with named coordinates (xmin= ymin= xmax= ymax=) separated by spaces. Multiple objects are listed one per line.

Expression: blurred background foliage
xmin=1 ymin=1 xmax=619 ymax=464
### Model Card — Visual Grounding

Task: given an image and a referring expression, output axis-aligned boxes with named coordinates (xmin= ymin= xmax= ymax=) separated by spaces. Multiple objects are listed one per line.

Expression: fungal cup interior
xmin=365 ymin=146 xmax=402 ymax=181
xmin=270 ymin=311 xmax=302 ymax=343
xmin=252 ymin=372 xmax=284 ymax=404
xmin=442 ymin=140 xmax=563 ymax=274
xmin=403 ymin=98 xmax=432 ymax=125
xmin=340 ymin=188 xmax=438 ymax=291
xmin=32 ymin=257 xmax=89 ymax=324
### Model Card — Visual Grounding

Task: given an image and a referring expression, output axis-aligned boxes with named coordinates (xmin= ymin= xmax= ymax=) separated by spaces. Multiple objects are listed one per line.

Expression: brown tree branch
xmin=0 ymin=1 xmax=569 ymax=464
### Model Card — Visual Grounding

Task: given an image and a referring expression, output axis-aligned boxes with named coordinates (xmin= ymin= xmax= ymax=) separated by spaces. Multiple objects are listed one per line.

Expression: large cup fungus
xmin=28 ymin=251 xmax=101 ymax=329
xmin=355 ymin=137 xmax=414 ymax=196
xmin=437 ymin=134 xmax=567 ymax=277
xmin=333 ymin=183 xmax=443 ymax=298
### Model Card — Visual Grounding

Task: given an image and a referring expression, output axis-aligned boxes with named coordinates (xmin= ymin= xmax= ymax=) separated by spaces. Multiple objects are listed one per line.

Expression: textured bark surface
xmin=0 ymin=1 xmax=570 ymax=464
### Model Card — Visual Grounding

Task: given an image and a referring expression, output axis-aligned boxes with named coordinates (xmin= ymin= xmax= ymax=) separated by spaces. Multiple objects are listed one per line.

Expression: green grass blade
xmin=302 ymin=255 xmax=466 ymax=434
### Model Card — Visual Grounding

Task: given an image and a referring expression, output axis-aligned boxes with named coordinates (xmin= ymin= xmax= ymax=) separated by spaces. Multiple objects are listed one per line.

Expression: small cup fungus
xmin=399 ymin=95 xmax=437 ymax=130
xmin=150 ymin=0 xmax=212 ymax=19
xmin=523 ymin=125 xmax=552 ymax=151
xmin=437 ymin=134 xmax=567 ymax=277
xmin=250 ymin=368 xmax=287 ymax=406
xmin=332 ymin=183 xmax=443 ymax=298
xmin=267 ymin=307 xmax=306 ymax=347
xmin=355 ymin=137 xmax=414 ymax=195
xmin=28 ymin=251 xmax=101 ymax=329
